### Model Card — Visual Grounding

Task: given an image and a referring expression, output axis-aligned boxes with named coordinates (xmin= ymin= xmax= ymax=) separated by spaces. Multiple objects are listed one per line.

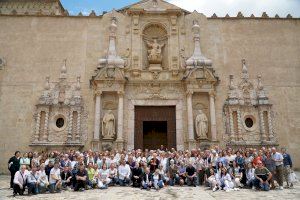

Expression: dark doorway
xmin=143 ymin=121 xmax=167 ymax=150
xmin=134 ymin=106 xmax=176 ymax=150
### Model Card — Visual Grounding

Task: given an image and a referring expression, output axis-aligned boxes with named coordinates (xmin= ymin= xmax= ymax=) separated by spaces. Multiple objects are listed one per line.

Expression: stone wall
xmin=0 ymin=14 xmax=299 ymax=173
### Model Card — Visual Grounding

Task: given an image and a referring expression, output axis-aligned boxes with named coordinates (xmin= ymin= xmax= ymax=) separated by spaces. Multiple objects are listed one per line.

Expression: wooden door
xmin=134 ymin=106 xmax=176 ymax=150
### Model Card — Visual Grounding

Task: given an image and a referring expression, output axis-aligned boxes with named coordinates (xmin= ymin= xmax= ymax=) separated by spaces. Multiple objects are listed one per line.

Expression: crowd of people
xmin=7 ymin=145 xmax=296 ymax=196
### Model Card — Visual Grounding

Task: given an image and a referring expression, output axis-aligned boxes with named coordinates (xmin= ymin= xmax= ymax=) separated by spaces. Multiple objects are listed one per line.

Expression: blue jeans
xmin=254 ymin=178 xmax=270 ymax=191
xmin=27 ymin=182 xmax=38 ymax=194
xmin=119 ymin=178 xmax=130 ymax=186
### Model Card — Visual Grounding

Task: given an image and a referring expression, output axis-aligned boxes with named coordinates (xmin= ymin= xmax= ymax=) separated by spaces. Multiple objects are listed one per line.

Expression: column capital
xmin=118 ymin=91 xmax=125 ymax=97
xmin=186 ymin=90 xmax=194 ymax=97
xmin=95 ymin=90 xmax=102 ymax=97
xmin=209 ymin=90 xmax=216 ymax=97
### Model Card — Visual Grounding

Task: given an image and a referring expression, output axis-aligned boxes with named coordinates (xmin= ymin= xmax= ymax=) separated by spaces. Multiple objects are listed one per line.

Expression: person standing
xmin=271 ymin=147 xmax=284 ymax=190
xmin=8 ymin=151 xmax=21 ymax=188
xmin=281 ymin=148 xmax=293 ymax=188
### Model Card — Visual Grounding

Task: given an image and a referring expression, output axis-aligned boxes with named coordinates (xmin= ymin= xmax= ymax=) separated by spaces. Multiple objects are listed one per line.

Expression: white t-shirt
xmin=49 ymin=167 xmax=61 ymax=184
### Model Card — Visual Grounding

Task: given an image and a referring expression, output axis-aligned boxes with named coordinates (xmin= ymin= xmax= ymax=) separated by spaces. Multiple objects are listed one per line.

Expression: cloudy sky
xmin=61 ymin=0 xmax=300 ymax=17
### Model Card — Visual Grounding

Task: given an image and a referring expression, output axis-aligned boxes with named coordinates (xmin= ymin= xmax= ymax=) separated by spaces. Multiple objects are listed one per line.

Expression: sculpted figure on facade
xmin=146 ymin=39 xmax=165 ymax=64
xmin=102 ymin=110 xmax=115 ymax=139
xmin=195 ymin=110 xmax=208 ymax=139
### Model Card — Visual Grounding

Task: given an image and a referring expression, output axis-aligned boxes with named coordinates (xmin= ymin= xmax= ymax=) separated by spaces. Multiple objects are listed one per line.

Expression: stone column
xmin=186 ymin=90 xmax=195 ymax=149
xmin=34 ymin=111 xmax=41 ymax=142
xmin=93 ymin=91 xmax=102 ymax=140
xmin=209 ymin=91 xmax=217 ymax=141
xmin=116 ymin=91 xmax=124 ymax=149
xmin=237 ymin=109 xmax=242 ymax=141
xmin=229 ymin=109 xmax=235 ymax=142
xmin=259 ymin=108 xmax=267 ymax=142
xmin=76 ymin=111 xmax=81 ymax=142
xmin=43 ymin=110 xmax=49 ymax=142
xmin=67 ymin=110 xmax=73 ymax=142
xmin=268 ymin=108 xmax=274 ymax=141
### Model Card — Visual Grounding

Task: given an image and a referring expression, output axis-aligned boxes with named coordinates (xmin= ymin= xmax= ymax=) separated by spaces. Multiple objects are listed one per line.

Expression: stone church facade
xmin=0 ymin=0 xmax=299 ymax=172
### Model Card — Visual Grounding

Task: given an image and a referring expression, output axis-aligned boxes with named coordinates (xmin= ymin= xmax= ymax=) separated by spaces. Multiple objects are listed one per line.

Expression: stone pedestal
xmin=188 ymin=139 xmax=196 ymax=150
xmin=115 ymin=139 xmax=124 ymax=150
xmin=101 ymin=138 xmax=114 ymax=151
xmin=91 ymin=140 xmax=101 ymax=151
xmin=149 ymin=64 xmax=162 ymax=71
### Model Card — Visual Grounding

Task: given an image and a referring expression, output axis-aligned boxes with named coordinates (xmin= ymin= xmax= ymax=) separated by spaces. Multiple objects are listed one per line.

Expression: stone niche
xmin=224 ymin=59 xmax=277 ymax=148
xmin=142 ymin=23 xmax=168 ymax=70
xmin=31 ymin=60 xmax=87 ymax=148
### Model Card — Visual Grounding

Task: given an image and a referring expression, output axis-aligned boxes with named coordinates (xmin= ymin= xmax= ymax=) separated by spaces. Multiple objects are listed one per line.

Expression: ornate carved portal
xmin=134 ymin=106 xmax=176 ymax=150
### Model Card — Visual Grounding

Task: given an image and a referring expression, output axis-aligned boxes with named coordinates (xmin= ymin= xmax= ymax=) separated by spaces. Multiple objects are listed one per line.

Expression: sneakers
xmin=212 ymin=186 xmax=219 ymax=192
xmin=279 ymin=186 xmax=284 ymax=190
xmin=252 ymin=186 xmax=255 ymax=190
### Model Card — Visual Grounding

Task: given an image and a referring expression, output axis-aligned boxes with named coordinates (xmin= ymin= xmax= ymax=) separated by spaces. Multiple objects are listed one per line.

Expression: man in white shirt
xmin=271 ymin=147 xmax=284 ymax=189
xmin=27 ymin=165 xmax=39 ymax=195
xmin=13 ymin=165 xmax=28 ymax=196
xmin=118 ymin=159 xmax=131 ymax=186
xmin=49 ymin=162 xmax=62 ymax=193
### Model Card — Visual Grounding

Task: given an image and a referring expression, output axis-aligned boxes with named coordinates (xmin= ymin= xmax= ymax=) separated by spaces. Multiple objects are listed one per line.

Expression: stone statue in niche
xmin=195 ymin=110 xmax=208 ymax=139
xmin=146 ymin=39 xmax=165 ymax=64
xmin=102 ymin=110 xmax=115 ymax=139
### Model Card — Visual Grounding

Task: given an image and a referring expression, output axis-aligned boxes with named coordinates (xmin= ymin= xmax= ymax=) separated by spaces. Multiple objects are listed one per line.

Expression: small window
xmin=56 ymin=118 xmax=64 ymax=128
xmin=245 ymin=118 xmax=254 ymax=128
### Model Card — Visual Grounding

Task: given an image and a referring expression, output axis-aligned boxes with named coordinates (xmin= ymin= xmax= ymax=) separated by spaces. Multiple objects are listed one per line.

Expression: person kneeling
xmin=27 ymin=165 xmax=39 ymax=195
xmin=254 ymin=161 xmax=272 ymax=191
xmin=13 ymin=165 xmax=28 ymax=196
xmin=186 ymin=162 xmax=197 ymax=187
xmin=49 ymin=162 xmax=62 ymax=193
xmin=74 ymin=164 xmax=88 ymax=191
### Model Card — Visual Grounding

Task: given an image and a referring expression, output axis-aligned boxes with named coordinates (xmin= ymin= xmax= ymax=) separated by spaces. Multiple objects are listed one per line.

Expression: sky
xmin=61 ymin=0 xmax=300 ymax=17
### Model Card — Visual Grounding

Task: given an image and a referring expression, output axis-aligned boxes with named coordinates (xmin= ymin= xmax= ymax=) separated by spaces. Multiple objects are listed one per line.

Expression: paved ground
xmin=0 ymin=174 xmax=299 ymax=200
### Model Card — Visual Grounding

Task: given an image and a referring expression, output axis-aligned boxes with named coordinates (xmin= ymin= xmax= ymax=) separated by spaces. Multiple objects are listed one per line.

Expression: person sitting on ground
xmin=230 ymin=160 xmax=243 ymax=188
xmin=26 ymin=165 xmax=39 ymax=195
xmin=253 ymin=160 xmax=272 ymax=191
xmin=152 ymin=169 xmax=164 ymax=190
xmin=108 ymin=163 xmax=118 ymax=186
xmin=245 ymin=163 xmax=255 ymax=189
xmin=208 ymin=168 xmax=219 ymax=191
xmin=49 ymin=161 xmax=62 ymax=193
xmin=37 ymin=163 xmax=49 ymax=193
xmin=61 ymin=165 xmax=72 ymax=189
xmin=86 ymin=162 xmax=97 ymax=188
xmin=97 ymin=164 xmax=111 ymax=189
xmin=186 ymin=162 xmax=197 ymax=187
xmin=142 ymin=167 xmax=153 ymax=190
xmin=118 ymin=159 xmax=131 ymax=186
xmin=132 ymin=162 xmax=143 ymax=188
xmin=74 ymin=163 xmax=87 ymax=191
xmin=218 ymin=167 xmax=234 ymax=192
xmin=13 ymin=165 xmax=28 ymax=196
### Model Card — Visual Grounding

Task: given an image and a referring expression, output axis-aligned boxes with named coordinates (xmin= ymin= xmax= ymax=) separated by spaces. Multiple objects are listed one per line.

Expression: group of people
xmin=7 ymin=145 xmax=296 ymax=196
